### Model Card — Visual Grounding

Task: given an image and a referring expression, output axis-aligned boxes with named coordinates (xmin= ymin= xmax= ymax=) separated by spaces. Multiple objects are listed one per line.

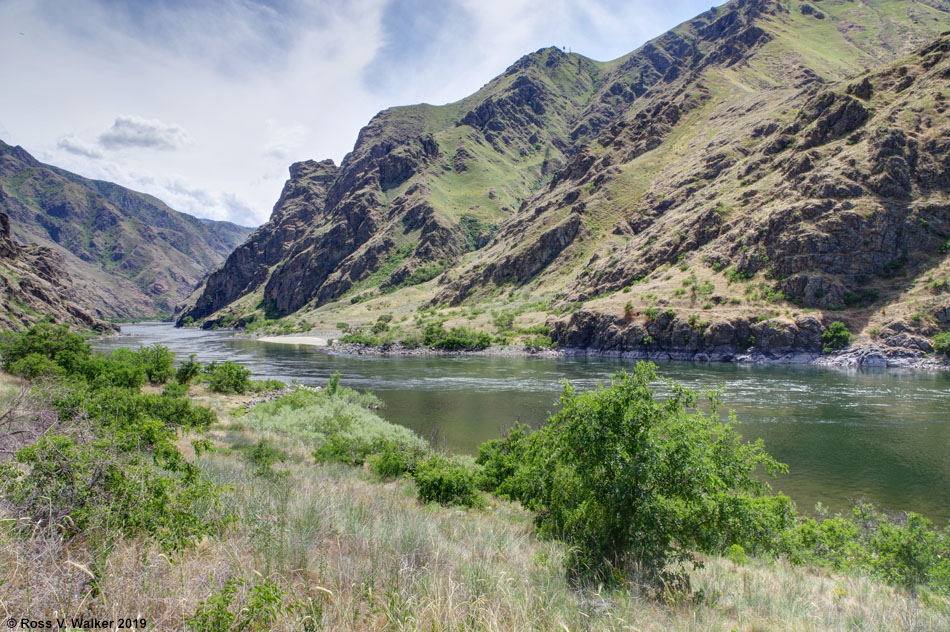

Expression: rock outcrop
xmin=0 ymin=141 xmax=251 ymax=318
xmin=181 ymin=0 xmax=950 ymax=361
xmin=0 ymin=211 xmax=116 ymax=332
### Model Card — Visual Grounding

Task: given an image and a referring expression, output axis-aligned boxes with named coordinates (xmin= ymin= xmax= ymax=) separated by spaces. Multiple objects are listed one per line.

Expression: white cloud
xmin=0 ymin=0 xmax=712 ymax=227
xmin=57 ymin=136 xmax=103 ymax=159
xmin=98 ymin=115 xmax=193 ymax=151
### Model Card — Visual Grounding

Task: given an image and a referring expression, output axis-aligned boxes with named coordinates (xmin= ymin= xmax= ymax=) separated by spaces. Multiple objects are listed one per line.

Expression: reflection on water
xmin=94 ymin=323 xmax=950 ymax=524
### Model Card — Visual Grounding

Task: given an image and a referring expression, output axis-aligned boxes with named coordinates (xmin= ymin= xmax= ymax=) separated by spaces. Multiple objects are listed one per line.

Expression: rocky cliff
xmin=0 ymin=211 xmax=116 ymax=332
xmin=0 ymin=142 xmax=251 ymax=318
xmin=180 ymin=0 xmax=950 ymax=361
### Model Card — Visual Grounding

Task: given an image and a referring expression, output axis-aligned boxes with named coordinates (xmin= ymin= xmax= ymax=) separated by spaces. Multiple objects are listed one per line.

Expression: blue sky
xmin=0 ymin=0 xmax=716 ymax=225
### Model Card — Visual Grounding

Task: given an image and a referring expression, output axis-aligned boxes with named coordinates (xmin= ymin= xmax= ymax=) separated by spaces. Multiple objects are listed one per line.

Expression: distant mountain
xmin=0 ymin=211 xmax=116 ymax=332
xmin=180 ymin=0 xmax=950 ymax=361
xmin=0 ymin=140 xmax=252 ymax=319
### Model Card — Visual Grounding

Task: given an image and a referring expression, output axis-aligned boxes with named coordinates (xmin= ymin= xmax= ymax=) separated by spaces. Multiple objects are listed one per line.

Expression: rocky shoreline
xmin=322 ymin=339 xmax=948 ymax=371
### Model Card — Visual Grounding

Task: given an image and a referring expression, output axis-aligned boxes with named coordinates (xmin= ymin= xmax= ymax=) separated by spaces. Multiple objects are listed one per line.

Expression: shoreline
xmin=252 ymin=335 xmax=949 ymax=371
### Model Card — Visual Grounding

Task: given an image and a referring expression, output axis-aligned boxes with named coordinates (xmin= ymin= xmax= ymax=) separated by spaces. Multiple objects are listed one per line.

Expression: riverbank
xmin=6 ymin=371 xmax=946 ymax=631
xmin=314 ymin=339 xmax=950 ymax=371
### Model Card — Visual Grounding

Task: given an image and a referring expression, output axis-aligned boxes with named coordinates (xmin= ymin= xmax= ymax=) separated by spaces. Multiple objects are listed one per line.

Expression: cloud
xmin=264 ymin=119 xmax=309 ymax=160
xmin=0 ymin=0 xmax=713 ymax=227
xmin=98 ymin=115 xmax=193 ymax=151
xmin=56 ymin=136 xmax=103 ymax=159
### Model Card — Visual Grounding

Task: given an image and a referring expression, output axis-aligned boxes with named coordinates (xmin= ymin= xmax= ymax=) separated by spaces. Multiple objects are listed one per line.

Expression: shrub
xmin=139 ymin=343 xmax=175 ymax=384
xmin=0 ymin=321 xmax=90 ymax=374
xmin=247 ymin=385 xmax=425 ymax=467
xmin=934 ymin=332 xmax=950 ymax=356
xmin=821 ymin=321 xmax=853 ymax=353
xmin=1 ymin=432 xmax=221 ymax=551
xmin=422 ymin=322 xmax=491 ymax=350
xmin=498 ymin=363 xmax=792 ymax=586
xmin=412 ymin=456 xmax=481 ymax=507
xmin=784 ymin=502 xmax=950 ymax=595
xmin=524 ymin=334 xmax=555 ymax=351
xmin=476 ymin=423 xmax=532 ymax=497
xmin=492 ymin=310 xmax=515 ymax=332
xmin=187 ymin=577 xmax=287 ymax=632
xmin=176 ymin=353 xmax=202 ymax=385
xmin=248 ymin=378 xmax=286 ymax=393
xmin=368 ymin=442 xmax=424 ymax=479
xmin=8 ymin=352 xmax=65 ymax=379
xmin=163 ymin=382 xmax=189 ymax=398
xmin=208 ymin=361 xmax=252 ymax=394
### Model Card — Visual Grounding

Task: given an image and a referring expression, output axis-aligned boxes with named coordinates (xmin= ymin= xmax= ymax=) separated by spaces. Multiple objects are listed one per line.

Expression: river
xmin=93 ymin=322 xmax=950 ymax=524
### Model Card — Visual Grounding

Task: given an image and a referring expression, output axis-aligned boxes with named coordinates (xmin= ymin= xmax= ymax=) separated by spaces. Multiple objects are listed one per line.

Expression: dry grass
xmin=2 ymin=388 xmax=948 ymax=631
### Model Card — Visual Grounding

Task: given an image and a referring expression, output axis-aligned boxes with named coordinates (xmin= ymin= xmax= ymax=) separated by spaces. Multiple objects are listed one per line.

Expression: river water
xmin=93 ymin=322 xmax=950 ymax=524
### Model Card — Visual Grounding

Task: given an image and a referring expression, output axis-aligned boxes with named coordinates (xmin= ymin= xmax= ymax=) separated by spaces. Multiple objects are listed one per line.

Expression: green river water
xmin=93 ymin=323 xmax=950 ymax=524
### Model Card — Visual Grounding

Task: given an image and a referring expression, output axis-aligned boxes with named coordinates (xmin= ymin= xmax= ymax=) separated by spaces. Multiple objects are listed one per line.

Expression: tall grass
xmin=2 ymin=378 xmax=949 ymax=630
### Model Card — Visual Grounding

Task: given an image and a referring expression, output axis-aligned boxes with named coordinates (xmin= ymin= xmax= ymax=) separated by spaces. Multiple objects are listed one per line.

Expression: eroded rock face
xmin=0 ymin=212 xmax=116 ymax=332
xmin=0 ymin=141 xmax=251 ymax=318
xmin=549 ymin=309 xmax=823 ymax=360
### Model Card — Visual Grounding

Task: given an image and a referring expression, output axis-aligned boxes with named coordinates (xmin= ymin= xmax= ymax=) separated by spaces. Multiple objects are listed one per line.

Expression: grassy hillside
xmin=181 ymin=0 xmax=950 ymax=366
xmin=0 ymin=141 xmax=251 ymax=319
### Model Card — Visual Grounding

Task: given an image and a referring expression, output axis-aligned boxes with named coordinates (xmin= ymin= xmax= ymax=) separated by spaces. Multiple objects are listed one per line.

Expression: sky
xmin=0 ymin=0 xmax=715 ymax=227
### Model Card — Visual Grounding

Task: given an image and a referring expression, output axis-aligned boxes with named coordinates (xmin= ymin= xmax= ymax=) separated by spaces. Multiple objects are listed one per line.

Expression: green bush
xmin=176 ymin=353 xmax=202 ymax=385
xmin=492 ymin=363 xmax=792 ymax=586
xmin=81 ymin=348 xmax=147 ymax=389
xmin=139 ymin=343 xmax=175 ymax=384
xmin=163 ymin=382 xmax=189 ymax=398
xmin=821 ymin=321 xmax=854 ymax=352
xmin=422 ymin=322 xmax=491 ymax=350
xmin=475 ymin=422 xmax=531 ymax=498
xmin=934 ymin=332 xmax=950 ymax=356
xmin=187 ymin=577 xmax=288 ymax=632
xmin=784 ymin=502 xmax=950 ymax=595
xmin=411 ymin=456 xmax=481 ymax=507
xmin=0 ymin=432 xmax=221 ymax=551
xmin=247 ymin=386 xmax=426 ymax=467
xmin=524 ymin=334 xmax=555 ymax=351
xmin=208 ymin=361 xmax=253 ymax=394
xmin=368 ymin=442 xmax=424 ymax=479
xmin=0 ymin=321 xmax=90 ymax=374
xmin=8 ymin=352 xmax=65 ymax=379
xmin=247 ymin=378 xmax=287 ymax=393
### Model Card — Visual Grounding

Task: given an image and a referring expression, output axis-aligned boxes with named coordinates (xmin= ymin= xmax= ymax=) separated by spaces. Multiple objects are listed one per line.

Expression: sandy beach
xmin=256 ymin=335 xmax=329 ymax=347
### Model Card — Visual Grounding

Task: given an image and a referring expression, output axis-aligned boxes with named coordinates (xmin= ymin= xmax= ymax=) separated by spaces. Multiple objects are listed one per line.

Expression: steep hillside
xmin=181 ymin=0 xmax=950 ymax=363
xmin=0 ymin=211 xmax=116 ymax=332
xmin=0 ymin=141 xmax=251 ymax=318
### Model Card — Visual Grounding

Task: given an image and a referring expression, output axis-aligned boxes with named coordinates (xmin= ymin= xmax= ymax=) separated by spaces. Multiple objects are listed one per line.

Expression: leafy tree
xmin=208 ymin=361 xmax=252 ymax=394
xmin=500 ymin=363 xmax=792 ymax=587
xmin=0 ymin=321 xmax=90 ymax=374
xmin=139 ymin=343 xmax=176 ymax=384
xmin=176 ymin=353 xmax=203 ymax=385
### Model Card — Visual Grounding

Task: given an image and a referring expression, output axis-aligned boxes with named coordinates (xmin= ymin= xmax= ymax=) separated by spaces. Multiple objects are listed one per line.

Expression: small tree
xmin=208 ymin=361 xmax=252 ymax=394
xmin=510 ymin=363 xmax=792 ymax=587
xmin=139 ymin=343 xmax=175 ymax=384
xmin=821 ymin=321 xmax=854 ymax=353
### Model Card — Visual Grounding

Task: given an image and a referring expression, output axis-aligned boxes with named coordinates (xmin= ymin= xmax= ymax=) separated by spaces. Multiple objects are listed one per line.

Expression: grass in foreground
xmin=1 ymin=379 xmax=947 ymax=630
xmin=1 ymin=323 xmax=948 ymax=630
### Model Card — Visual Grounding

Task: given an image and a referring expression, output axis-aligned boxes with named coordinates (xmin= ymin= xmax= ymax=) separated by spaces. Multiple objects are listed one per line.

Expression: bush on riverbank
xmin=2 ymin=324 xmax=948 ymax=630
xmin=246 ymin=383 xmax=427 ymax=467
xmin=0 ymin=324 xmax=226 ymax=553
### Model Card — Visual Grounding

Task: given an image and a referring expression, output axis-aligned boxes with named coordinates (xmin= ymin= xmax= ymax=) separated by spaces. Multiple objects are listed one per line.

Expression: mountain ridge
xmin=178 ymin=0 xmax=950 ymax=363
xmin=0 ymin=141 xmax=252 ymax=319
